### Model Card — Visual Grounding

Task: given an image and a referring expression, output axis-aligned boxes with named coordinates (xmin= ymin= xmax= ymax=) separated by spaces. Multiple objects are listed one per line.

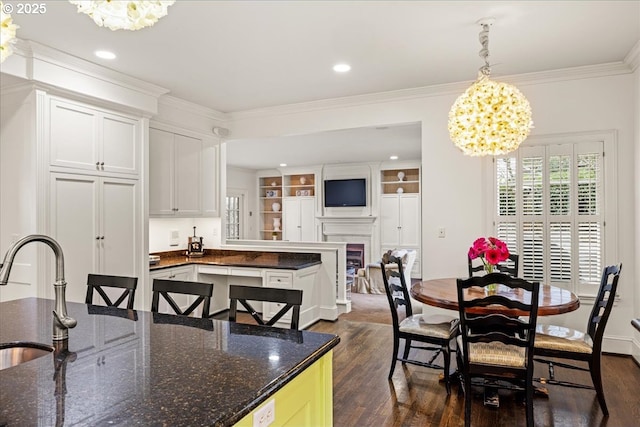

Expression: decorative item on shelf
xmin=296 ymin=190 xmax=310 ymax=196
xmin=468 ymin=236 xmax=510 ymax=293
xmin=448 ymin=17 xmax=533 ymax=156
xmin=271 ymin=231 xmax=278 ymax=240
xmin=397 ymin=171 xmax=405 ymax=181
xmin=0 ymin=1 xmax=19 ymax=63
xmin=396 ymin=187 xmax=404 ymax=194
xmin=266 ymin=190 xmax=279 ymax=198
xmin=300 ymin=176 xmax=307 ymax=185
xmin=68 ymin=0 xmax=175 ymax=31
xmin=272 ymin=217 xmax=281 ymax=231
xmin=187 ymin=226 xmax=204 ymax=258
xmin=271 ymin=181 xmax=277 ymax=186
xmin=271 ymin=201 xmax=281 ymax=212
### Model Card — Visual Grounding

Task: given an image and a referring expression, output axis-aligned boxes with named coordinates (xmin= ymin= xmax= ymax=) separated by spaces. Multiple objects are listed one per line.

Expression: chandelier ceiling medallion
xmin=68 ymin=1 xmax=175 ymax=31
xmin=448 ymin=18 xmax=533 ymax=157
xmin=0 ymin=1 xmax=19 ymax=63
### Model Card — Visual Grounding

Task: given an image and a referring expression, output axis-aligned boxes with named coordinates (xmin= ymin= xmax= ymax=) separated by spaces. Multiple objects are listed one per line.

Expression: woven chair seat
xmin=457 ymin=335 xmax=526 ymax=368
xmin=535 ymin=324 xmax=593 ymax=354
xmin=399 ymin=314 xmax=457 ymax=339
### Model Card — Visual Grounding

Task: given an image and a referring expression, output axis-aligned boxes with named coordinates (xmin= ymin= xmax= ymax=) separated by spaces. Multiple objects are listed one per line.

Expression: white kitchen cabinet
xmin=50 ymin=172 xmax=139 ymax=304
xmin=283 ymin=197 xmax=316 ymax=242
xmin=49 ymin=97 xmax=139 ymax=176
xmin=149 ymin=266 xmax=198 ymax=315
xmin=202 ymin=139 xmax=220 ymax=217
xmin=380 ymin=193 xmax=421 ymax=277
xmin=149 ymin=127 xmax=204 ymax=217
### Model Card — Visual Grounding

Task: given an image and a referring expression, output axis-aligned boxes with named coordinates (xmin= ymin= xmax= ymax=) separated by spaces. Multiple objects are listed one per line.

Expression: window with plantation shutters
xmin=494 ymin=136 xmax=610 ymax=297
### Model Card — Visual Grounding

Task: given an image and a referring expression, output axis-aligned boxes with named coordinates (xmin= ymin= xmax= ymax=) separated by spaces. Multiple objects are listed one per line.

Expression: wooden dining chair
xmin=456 ymin=273 xmax=540 ymax=427
xmin=228 ymin=285 xmax=303 ymax=330
xmin=85 ymin=274 xmax=138 ymax=309
xmin=381 ymin=255 xmax=459 ymax=394
xmin=534 ymin=263 xmax=622 ymax=416
xmin=468 ymin=254 xmax=520 ymax=277
xmin=151 ymin=278 xmax=213 ymax=318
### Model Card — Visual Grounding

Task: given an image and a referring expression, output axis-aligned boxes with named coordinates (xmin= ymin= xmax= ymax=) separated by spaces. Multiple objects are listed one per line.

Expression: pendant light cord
xmin=478 ymin=23 xmax=491 ymax=77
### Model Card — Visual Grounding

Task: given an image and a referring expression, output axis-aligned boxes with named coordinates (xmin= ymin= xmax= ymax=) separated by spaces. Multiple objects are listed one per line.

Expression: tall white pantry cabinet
xmin=0 ymin=88 xmax=143 ymax=304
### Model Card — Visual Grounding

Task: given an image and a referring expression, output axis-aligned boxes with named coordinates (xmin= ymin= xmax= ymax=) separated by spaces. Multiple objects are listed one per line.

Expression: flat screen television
xmin=324 ymin=178 xmax=367 ymax=207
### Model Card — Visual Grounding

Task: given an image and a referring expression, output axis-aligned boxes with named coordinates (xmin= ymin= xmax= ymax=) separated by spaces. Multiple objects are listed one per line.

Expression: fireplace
xmin=346 ymin=244 xmax=365 ymax=271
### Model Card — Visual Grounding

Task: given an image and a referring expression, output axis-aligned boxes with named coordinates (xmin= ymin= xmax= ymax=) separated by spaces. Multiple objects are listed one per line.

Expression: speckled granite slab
xmin=150 ymin=249 xmax=322 ymax=271
xmin=0 ymin=298 xmax=339 ymax=426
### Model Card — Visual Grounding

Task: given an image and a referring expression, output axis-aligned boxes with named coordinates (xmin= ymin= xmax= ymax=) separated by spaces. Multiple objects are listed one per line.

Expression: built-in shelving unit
xmin=259 ymin=176 xmax=283 ymax=240
xmin=381 ymin=168 xmax=420 ymax=194
xmin=283 ymin=173 xmax=315 ymax=197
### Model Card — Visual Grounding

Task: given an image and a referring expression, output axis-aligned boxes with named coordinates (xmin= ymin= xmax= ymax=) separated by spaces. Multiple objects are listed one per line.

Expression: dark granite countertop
xmin=0 ymin=298 xmax=339 ymax=426
xmin=150 ymin=249 xmax=322 ymax=271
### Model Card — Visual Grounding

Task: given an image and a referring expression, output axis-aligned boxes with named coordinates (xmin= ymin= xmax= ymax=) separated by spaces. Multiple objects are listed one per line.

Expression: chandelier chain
xmin=478 ymin=23 xmax=491 ymax=77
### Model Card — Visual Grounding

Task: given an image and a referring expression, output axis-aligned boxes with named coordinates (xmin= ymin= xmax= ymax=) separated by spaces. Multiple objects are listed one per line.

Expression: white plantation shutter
xmin=494 ymin=139 xmax=605 ymax=295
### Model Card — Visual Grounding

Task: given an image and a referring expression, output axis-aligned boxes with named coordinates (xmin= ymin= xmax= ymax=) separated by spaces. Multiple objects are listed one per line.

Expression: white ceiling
xmin=4 ymin=1 xmax=639 ymax=169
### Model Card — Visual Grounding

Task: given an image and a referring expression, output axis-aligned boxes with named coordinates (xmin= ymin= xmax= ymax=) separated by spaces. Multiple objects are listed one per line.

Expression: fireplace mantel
xmin=317 ymin=216 xmax=377 ymax=223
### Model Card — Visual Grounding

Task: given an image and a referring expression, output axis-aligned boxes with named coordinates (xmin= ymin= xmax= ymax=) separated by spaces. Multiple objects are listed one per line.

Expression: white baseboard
xmin=632 ymin=336 xmax=640 ymax=365
xmin=603 ymin=335 xmax=634 ymax=355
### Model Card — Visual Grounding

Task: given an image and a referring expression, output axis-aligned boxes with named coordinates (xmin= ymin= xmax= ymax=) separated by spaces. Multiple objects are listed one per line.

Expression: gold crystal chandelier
xmin=448 ymin=18 xmax=533 ymax=156
xmin=69 ymin=1 xmax=175 ymax=31
xmin=0 ymin=1 xmax=19 ymax=63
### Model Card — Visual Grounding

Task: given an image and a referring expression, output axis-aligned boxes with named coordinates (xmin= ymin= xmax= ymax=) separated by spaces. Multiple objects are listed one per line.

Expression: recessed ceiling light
xmin=95 ymin=50 xmax=116 ymax=60
xmin=279 ymin=163 xmax=287 ymax=167
xmin=390 ymin=155 xmax=398 ymax=160
xmin=333 ymin=63 xmax=351 ymax=73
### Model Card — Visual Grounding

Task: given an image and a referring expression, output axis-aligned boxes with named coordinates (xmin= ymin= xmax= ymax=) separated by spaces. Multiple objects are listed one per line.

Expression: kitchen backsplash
xmin=149 ymin=217 xmax=221 ymax=253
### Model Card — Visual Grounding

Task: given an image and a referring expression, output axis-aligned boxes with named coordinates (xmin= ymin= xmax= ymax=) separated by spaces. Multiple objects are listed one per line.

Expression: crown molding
xmin=625 ymin=39 xmax=640 ymax=72
xmin=159 ymin=95 xmax=228 ymax=123
xmin=23 ymin=39 xmax=170 ymax=98
xmin=228 ymin=61 xmax=633 ymax=121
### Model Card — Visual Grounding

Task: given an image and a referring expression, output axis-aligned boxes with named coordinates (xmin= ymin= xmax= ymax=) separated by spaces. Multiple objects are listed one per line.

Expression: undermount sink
xmin=0 ymin=341 xmax=54 ymax=371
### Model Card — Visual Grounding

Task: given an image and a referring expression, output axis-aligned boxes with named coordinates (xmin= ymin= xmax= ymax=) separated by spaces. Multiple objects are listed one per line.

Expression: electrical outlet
xmin=253 ymin=399 xmax=275 ymax=427
xmin=438 ymin=228 xmax=446 ymax=238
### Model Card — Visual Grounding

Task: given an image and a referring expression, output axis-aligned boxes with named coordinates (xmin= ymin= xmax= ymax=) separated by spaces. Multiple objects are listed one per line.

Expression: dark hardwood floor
xmin=308 ymin=292 xmax=640 ymax=427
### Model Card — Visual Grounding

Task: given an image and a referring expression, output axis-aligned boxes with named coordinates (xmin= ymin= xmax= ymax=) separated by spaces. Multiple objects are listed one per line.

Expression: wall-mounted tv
xmin=324 ymin=178 xmax=367 ymax=207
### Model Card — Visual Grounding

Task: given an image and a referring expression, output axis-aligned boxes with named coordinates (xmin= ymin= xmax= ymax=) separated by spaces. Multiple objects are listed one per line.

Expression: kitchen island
xmin=0 ymin=298 xmax=339 ymax=426
xmin=149 ymin=249 xmax=326 ymax=328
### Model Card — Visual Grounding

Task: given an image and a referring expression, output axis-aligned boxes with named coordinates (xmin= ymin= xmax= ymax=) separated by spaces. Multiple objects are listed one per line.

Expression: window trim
xmin=489 ymin=130 xmax=618 ymax=299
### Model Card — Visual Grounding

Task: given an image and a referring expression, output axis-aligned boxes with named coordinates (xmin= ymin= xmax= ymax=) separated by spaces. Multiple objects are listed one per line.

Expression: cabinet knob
xmin=96 ymin=236 xmax=100 ymax=240
xmin=100 ymin=162 xmax=105 ymax=167
xmin=100 ymin=236 xmax=105 ymax=240
xmin=95 ymin=162 xmax=100 ymax=167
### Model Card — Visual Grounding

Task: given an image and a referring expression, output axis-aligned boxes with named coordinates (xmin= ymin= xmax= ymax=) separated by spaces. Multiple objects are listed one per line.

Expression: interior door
xmin=399 ymin=194 xmax=420 ymax=247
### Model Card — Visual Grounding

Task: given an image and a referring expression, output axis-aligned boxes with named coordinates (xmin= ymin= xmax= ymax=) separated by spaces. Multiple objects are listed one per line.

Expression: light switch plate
xmin=170 ymin=230 xmax=180 ymax=246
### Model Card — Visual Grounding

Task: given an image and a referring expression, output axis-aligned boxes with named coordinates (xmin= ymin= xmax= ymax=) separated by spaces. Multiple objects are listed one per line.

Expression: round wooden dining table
xmin=410 ymin=278 xmax=580 ymax=317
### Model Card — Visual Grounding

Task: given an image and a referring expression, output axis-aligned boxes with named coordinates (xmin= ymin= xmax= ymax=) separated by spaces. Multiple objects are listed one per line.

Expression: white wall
xmin=229 ymin=70 xmax=637 ymax=354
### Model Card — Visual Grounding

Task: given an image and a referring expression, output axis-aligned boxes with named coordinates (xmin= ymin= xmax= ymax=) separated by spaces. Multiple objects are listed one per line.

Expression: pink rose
xmin=468 ymin=247 xmax=479 ymax=260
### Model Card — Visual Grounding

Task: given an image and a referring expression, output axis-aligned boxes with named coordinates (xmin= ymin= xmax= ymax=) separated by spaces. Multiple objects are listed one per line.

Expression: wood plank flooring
xmin=308 ymin=292 xmax=640 ymax=427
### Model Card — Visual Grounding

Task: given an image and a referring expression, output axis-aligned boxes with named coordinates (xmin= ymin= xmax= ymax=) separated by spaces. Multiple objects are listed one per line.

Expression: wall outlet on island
xmin=253 ymin=399 xmax=275 ymax=427
xmin=170 ymin=230 xmax=180 ymax=246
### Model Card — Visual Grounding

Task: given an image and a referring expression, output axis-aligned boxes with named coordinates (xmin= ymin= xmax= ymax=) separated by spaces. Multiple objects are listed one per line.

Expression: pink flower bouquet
xmin=468 ymin=236 xmax=510 ymax=274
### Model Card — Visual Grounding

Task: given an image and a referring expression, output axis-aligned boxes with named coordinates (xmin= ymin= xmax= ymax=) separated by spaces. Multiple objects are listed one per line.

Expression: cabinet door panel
xmin=49 ymin=99 xmax=98 ymax=171
xmin=282 ymin=197 xmax=299 ymax=241
xmin=101 ymin=178 xmax=137 ymax=278
xmin=399 ymin=194 xmax=420 ymax=247
xmin=380 ymin=195 xmax=400 ymax=247
xmin=174 ymin=133 xmax=202 ymax=215
xmin=149 ymin=128 xmax=175 ymax=215
xmin=202 ymin=139 xmax=218 ymax=216
xmin=102 ymin=114 xmax=138 ymax=175
xmin=50 ymin=173 xmax=99 ymax=303
xmin=299 ymin=197 xmax=316 ymax=242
